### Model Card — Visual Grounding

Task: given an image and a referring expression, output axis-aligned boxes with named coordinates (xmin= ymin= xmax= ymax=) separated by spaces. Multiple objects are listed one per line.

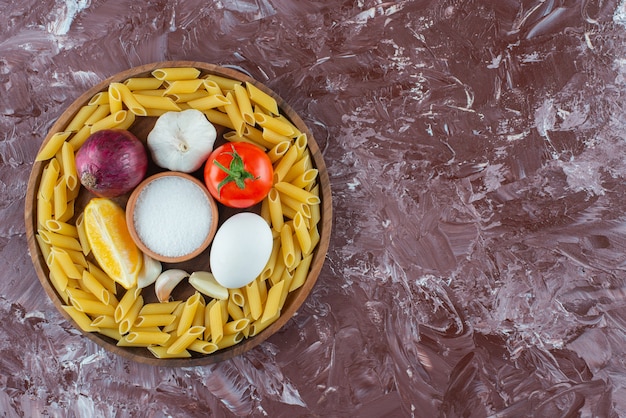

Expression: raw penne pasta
xmin=280 ymin=223 xmax=296 ymax=269
xmin=262 ymin=128 xmax=292 ymax=146
xmin=245 ymin=279 xmax=263 ymax=321
xmin=187 ymin=94 xmax=230 ymax=110
xmin=279 ymin=193 xmax=310 ymax=218
xmin=223 ymin=92 xmax=245 ymax=136
xmin=115 ymin=110 xmax=136 ymax=131
xmin=267 ymin=141 xmax=290 ymax=163
xmin=110 ymin=83 xmax=147 ymax=116
xmin=216 ymin=331 xmax=244 ymax=349
xmin=66 ymin=287 xmax=98 ymax=302
xmin=246 ymin=82 xmax=279 ymax=115
xmin=291 ymin=169 xmax=319 ymax=190
xmin=283 ymin=155 xmax=309 ymax=183
xmin=114 ymin=287 xmax=141 ymax=322
xmin=39 ymin=230 xmax=83 ymax=252
xmin=53 ymin=178 xmax=67 ymax=219
xmin=167 ymin=325 xmax=205 ymax=354
xmin=229 ymin=288 xmax=245 ymax=307
xmin=47 ymin=247 xmax=82 ymax=280
xmin=223 ymin=318 xmax=250 ymax=335
xmin=187 ymin=339 xmax=218 ymax=355
xmin=67 ymin=125 xmax=92 ymax=149
xmin=223 ymin=131 xmax=267 ymax=150
xmin=88 ymin=91 xmax=110 ymax=105
xmin=227 ymin=300 xmax=245 ymax=321
xmin=81 ymin=270 xmax=110 ymax=305
xmin=274 ymin=181 xmax=321 ymax=205
xmin=134 ymin=314 xmax=176 ymax=328
xmin=279 ymin=115 xmax=303 ymax=139
xmin=203 ymin=109 xmax=234 ymax=129
xmin=37 ymin=199 xmax=52 ymax=229
xmin=293 ymin=212 xmax=313 ymax=254
xmin=208 ymin=300 xmax=224 ymax=344
xmin=66 ymin=105 xmax=99 ymax=132
xmin=233 ymin=83 xmax=254 ymax=125
xmin=75 ymin=213 xmax=91 ymax=255
xmin=87 ymin=262 xmax=117 ymax=295
xmin=35 ymin=234 xmax=51 ymax=261
xmin=90 ymin=315 xmax=117 ymax=329
xmin=64 ymin=248 xmax=88 ymax=268
xmin=98 ymin=327 xmax=123 ymax=341
xmin=123 ymin=77 xmax=163 ymax=90
xmin=261 ymin=238 xmax=281 ymax=280
xmin=139 ymin=301 xmax=181 ymax=315
xmin=267 ymin=189 xmax=284 ymax=232
xmin=61 ymin=142 xmax=78 ymax=190
xmin=291 ymin=253 xmax=313 ymax=291
xmin=62 ymin=305 xmax=99 ymax=332
xmin=83 ymin=104 xmax=111 ymax=126
xmin=126 ymin=330 xmax=171 ymax=346
xmin=108 ymin=85 xmax=123 ymax=113
xmin=177 ymin=292 xmax=202 ymax=336
xmin=248 ymin=313 xmax=278 ymax=337
xmin=148 ymin=346 xmax=191 ymax=359
xmin=162 ymin=302 xmax=185 ymax=334
xmin=205 ymin=74 xmax=241 ymax=91
xmin=169 ymin=90 xmax=210 ymax=103
xmin=164 ymin=79 xmax=204 ymax=95
xmin=133 ymin=94 xmax=182 ymax=111
xmin=243 ymin=125 xmax=275 ymax=149
xmin=36 ymin=131 xmax=72 ymax=161
xmin=203 ymin=79 xmax=222 ymax=96
xmin=152 ymin=67 xmax=201 ymax=81
xmin=254 ymin=113 xmax=295 ymax=137
xmin=261 ymin=280 xmax=285 ymax=323
xmin=273 ymin=145 xmax=299 ymax=183
xmin=118 ymin=295 xmax=144 ymax=334
xmin=90 ymin=110 xmax=128 ymax=133
xmin=277 ymin=268 xmax=294 ymax=309
xmin=39 ymin=158 xmax=60 ymax=201
xmin=72 ymin=297 xmax=115 ymax=316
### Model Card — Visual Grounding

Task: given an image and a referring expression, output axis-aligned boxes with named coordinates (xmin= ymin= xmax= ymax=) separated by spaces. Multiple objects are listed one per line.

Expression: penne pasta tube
xmin=35 ymin=234 xmax=51 ymax=261
xmin=177 ymin=292 xmax=202 ymax=336
xmin=84 ymin=104 xmax=111 ymax=126
xmin=75 ymin=213 xmax=91 ymax=255
xmin=291 ymin=169 xmax=319 ymax=190
xmin=224 ymin=92 xmax=245 ymax=136
xmin=134 ymin=313 xmax=176 ymax=328
xmin=254 ymin=113 xmax=295 ymax=137
xmin=152 ymin=67 xmax=201 ymax=81
xmin=267 ymin=141 xmax=291 ymax=164
xmin=223 ymin=318 xmax=250 ymax=335
xmin=223 ymin=131 xmax=267 ymax=150
xmin=123 ymin=77 xmax=164 ymax=90
xmin=108 ymin=85 xmax=123 ymax=113
xmin=262 ymin=128 xmax=292 ymax=146
xmin=273 ymin=145 xmax=299 ymax=183
xmin=88 ymin=91 xmax=110 ymax=105
xmin=66 ymin=105 xmax=99 ymax=132
xmin=47 ymin=247 xmax=81 ymax=279
xmin=216 ymin=331 xmax=244 ymax=349
xmin=162 ymin=302 xmax=185 ymax=334
xmin=66 ymin=287 xmax=98 ymax=302
xmin=139 ymin=301 xmax=181 ymax=315
xmin=246 ymin=82 xmax=279 ymax=115
xmin=227 ymin=300 xmax=245 ymax=321
xmin=234 ymin=83 xmax=254 ymax=125
xmin=274 ymin=181 xmax=321 ymax=205
xmin=167 ymin=325 xmax=205 ymax=354
xmin=87 ymin=262 xmax=117 ymax=295
xmin=37 ymin=199 xmax=52 ymax=229
xmin=110 ymin=83 xmax=147 ymax=116
xmin=279 ymin=116 xmax=303 ymax=139
xmin=90 ymin=110 xmax=129 ymax=133
xmin=133 ymin=94 xmax=182 ymax=111
xmin=38 ymin=229 xmax=83 ymax=252
xmin=187 ymin=94 xmax=230 ymax=110
xmin=283 ymin=155 xmax=310 ymax=183
xmin=115 ymin=110 xmax=136 ymax=131
xmin=268 ymin=248 xmax=287 ymax=286
xmin=187 ymin=339 xmax=219 ymax=355
xmin=293 ymin=212 xmax=313 ymax=254
xmin=169 ymin=90 xmax=209 ymax=103
xmin=248 ymin=313 xmax=279 ymax=337
xmin=243 ymin=125 xmax=275 ymax=149
xmin=280 ymin=223 xmax=296 ymax=269
xmin=39 ymin=158 xmax=60 ymax=201
xmin=203 ymin=79 xmax=222 ymax=96
xmin=290 ymin=253 xmax=313 ymax=291
xmin=72 ymin=297 xmax=115 ymax=316
xmin=245 ymin=279 xmax=263 ymax=321
xmin=163 ymin=79 xmax=204 ymax=95
xmin=278 ymin=268 xmax=294 ymax=309
xmin=204 ymin=109 xmax=234 ymax=130
xmin=62 ymin=305 xmax=99 ymax=332
xmin=90 ymin=314 xmax=117 ymax=329
xmin=67 ymin=125 xmax=92 ymax=150
xmin=229 ymin=288 xmax=245 ymax=307
xmin=36 ymin=131 xmax=72 ymax=162
xmin=279 ymin=192 xmax=311 ymax=218
xmin=261 ymin=237 xmax=281 ymax=280
xmin=205 ymin=74 xmax=241 ymax=91
xmin=81 ymin=270 xmax=110 ymax=305
xmin=61 ymin=142 xmax=78 ymax=190
xmin=208 ymin=300 xmax=223 ymax=344
xmin=114 ymin=287 xmax=141 ymax=322
xmin=148 ymin=346 xmax=191 ymax=359
xmin=261 ymin=280 xmax=285 ymax=323
xmin=126 ymin=330 xmax=172 ymax=346
xmin=118 ymin=295 xmax=144 ymax=334
xmin=98 ymin=327 xmax=123 ymax=341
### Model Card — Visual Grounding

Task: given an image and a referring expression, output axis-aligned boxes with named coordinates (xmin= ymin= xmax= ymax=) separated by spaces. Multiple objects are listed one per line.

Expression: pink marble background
xmin=3 ymin=0 xmax=626 ymax=416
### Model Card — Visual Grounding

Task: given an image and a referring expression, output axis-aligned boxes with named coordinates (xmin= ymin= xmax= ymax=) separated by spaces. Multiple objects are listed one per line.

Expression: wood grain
xmin=24 ymin=61 xmax=332 ymax=366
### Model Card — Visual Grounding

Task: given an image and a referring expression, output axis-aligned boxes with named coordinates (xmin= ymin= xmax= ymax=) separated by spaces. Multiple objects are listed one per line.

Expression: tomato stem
xmin=213 ymin=145 xmax=257 ymax=196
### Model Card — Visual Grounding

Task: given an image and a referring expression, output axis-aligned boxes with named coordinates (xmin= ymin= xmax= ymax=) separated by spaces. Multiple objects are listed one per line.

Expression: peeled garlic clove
xmin=136 ymin=253 xmax=162 ymax=289
xmin=189 ymin=271 xmax=229 ymax=300
xmin=155 ymin=269 xmax=189 ymax=302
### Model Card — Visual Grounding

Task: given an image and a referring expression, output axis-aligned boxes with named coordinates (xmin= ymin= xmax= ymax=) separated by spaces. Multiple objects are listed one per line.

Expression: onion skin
xmin=75 ymin=129 xmax=148 ymax=198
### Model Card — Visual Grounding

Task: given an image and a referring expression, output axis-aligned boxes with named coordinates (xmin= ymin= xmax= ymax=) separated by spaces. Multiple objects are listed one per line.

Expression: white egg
xmin=210 ymin=212 xmax=273 ymax=289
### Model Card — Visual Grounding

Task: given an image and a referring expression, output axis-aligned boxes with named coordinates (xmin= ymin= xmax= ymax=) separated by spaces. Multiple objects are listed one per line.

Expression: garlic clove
xmin=154 ymin=269 xmax=189 ymax=302
xmin=136 ymin=253 xmax=162 ymax=289
xmin=189 ymin=271 xmax=229 ymax=300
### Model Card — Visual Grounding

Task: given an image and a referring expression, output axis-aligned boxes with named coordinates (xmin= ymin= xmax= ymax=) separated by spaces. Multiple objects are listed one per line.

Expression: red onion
xmin=75 ymin=129 xmax=148 ymax=198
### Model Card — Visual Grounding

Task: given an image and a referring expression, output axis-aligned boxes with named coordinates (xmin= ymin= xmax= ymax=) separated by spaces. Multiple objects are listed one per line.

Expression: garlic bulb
xmin=147 ymin=109 xmax=217 ymax=172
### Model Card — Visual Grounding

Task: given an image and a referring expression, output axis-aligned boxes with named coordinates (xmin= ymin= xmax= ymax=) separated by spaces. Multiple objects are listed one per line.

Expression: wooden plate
xmin=24 ymin=61 xmax=332 ymax=366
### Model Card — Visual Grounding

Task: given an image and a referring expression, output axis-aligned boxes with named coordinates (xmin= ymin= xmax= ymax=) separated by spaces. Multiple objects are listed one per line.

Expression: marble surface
xmin=3 ymin=0 xmax=626 ymax=416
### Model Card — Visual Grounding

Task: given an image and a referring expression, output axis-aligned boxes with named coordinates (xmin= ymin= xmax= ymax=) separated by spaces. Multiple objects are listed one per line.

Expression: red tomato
xmin=204 ymin=142 xmax=274 ymax=208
